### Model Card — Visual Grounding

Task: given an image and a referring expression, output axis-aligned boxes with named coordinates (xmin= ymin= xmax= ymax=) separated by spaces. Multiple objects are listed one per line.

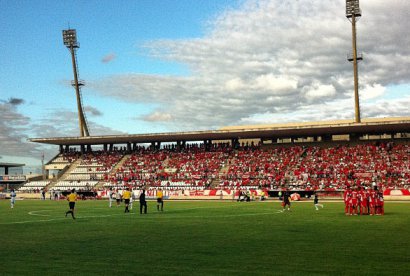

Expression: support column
xmin=231 ymin=138 xmax=239 ymax=149
xmin=127 ymin=142 xmax=131 ymax=152
xmin=323 ymin=135 xmax=333 ymax=143
xmin=349 ymin=133 xmax=360 ymax=142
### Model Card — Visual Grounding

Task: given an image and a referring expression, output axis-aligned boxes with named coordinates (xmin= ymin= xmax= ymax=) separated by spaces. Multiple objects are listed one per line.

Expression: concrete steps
xmin=94 ymin=154 xmax=131 ymax=189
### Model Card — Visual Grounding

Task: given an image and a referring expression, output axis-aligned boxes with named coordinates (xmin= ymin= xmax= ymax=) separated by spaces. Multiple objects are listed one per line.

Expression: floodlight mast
xmin=62 ymin=29 xmax=90 ymax=137
xmin=346 ymin=0 xmax=363 ymax=123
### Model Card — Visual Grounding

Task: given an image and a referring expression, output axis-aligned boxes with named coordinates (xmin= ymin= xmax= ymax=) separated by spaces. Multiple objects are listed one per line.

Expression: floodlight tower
xmin=346 ymin=0 xmax=363 ymax=123
xmin=62 ymin=29 xmax=90 ymax=137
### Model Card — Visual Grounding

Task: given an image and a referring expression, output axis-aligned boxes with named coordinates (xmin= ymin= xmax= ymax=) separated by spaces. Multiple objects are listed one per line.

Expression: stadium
xmin=24 ymin=117 xmax=410 ymax=201
xmin=1 ymin=1 xmax=410 ymax=275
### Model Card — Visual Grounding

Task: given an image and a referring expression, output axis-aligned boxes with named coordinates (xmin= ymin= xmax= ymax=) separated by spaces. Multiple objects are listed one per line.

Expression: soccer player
xmin=139 ymin=189 xmax=147 ymax=214
xmin=365 ymin=187 xmax=371 ymax=215
xmin=359 ymin=187 xmax=368 ymax=215
xmin=369 ymin=187 xmax=377 ymax=216
xmin=122 ymin=187 xmax=131 ymax=213
xmin=343 ymin=186 xmax=352 ymax=215
xmin=282 ymin=188 xmax=291 ymax=212
xmin=313 ymin=192 xmax=323 ymax=211
xmin=129 ymin=191 xmax=135 ymax=210
xmin=377 ymin=191 xmax=384 ymax=215
xmin=10 ymin=189 xmax=16 ymax=208
xmin=108 ymin=188 xmax=114 ymax=208
xmin=65 ymin=189 xmax=77 ymax=219
xmin=350 ymin=187 xmax=358 ymax=215
xmin=157 ymin=189 xmax=164 ymax=211
xmin=116 ymin=190 xmax=121 ymax=207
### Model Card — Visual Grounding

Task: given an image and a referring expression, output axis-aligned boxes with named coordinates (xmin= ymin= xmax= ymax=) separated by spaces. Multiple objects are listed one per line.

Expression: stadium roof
xmin=29 ymin=117 xmax=410 ymax=146
xmin=0 ymin=162 xmax=25 ymax=168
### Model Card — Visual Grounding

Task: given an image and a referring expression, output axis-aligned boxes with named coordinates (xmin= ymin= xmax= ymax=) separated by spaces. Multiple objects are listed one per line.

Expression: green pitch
xmin=1 ymin=200 xmax=409 ymax=275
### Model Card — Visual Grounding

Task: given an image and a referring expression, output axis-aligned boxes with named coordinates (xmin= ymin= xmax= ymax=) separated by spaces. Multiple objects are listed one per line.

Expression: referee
xmin=122 ymin=187 xmax=132 ymax=213
xmin=65 ymin=189 xmax=77 ymax=219
xmin=139 ymin=189 xmax=147 ymax=214
xmin=156 ymin=189 xmax=164 ymax=212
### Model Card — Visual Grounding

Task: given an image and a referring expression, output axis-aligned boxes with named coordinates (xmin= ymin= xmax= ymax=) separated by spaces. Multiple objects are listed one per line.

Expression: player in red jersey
xmin=357 ymin=188 xmax=363 ymax=215
xmin=350 ymin=188 xmax=358 ymax=215
xmin=359 ymin=187 xmax=368 ymax=215
xmin=343 ymin=187 xmax=352 ymax=215
xmin=369 ymin=187 xmax=377 ymax=216
xmin=377 ymin=191 xmax=384 ymax=215
xmin=364 ymin=187 xmax=371 ymax=215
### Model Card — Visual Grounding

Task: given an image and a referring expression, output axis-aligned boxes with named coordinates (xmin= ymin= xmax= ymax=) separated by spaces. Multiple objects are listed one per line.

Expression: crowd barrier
xmin=94 ymin=189 xmax=410 ymax=201
xmin=8 ymin=188 xmax=410 ymax=201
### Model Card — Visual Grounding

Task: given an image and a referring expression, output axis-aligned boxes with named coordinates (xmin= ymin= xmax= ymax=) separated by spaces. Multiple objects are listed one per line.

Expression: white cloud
xmin=141 ymin=112 xmax=173 ymax=122
xmin=87 ymin=0 xmax=410 ymax=130
xmin=362 ymin=95 xmax=410 ymax=118
xmin=225 ymin=78 xmax=245 ymax=91
xmin=304 ymin=82 xmax=336 ymax=100
xmin=253 ymin=74 xmax=298 ymax=93
xmin=360 ymin=83 xmax=386 ymax=100
xmin=0 ymin=100 xmax=125 ymax=168
xmin=0 ymin=101 xmax=37 ymax=158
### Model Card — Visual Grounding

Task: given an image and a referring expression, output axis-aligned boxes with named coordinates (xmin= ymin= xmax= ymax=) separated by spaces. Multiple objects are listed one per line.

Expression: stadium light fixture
xmin=62 ymin=28 xmax=90 ymax=137
xmin=62 ymin=29 xmax=78 ymax=48
xmin=346 ymin=0 xmax=362 ymax=123
xmin=346 ymin=0 xmax=361 ymax=18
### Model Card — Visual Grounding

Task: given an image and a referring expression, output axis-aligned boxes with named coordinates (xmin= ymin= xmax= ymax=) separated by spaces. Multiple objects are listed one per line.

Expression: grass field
xmin=1 ymin=199 xmax=410 ymax=275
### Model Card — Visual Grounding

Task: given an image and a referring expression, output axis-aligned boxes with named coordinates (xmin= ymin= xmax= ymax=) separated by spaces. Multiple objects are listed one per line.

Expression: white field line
xmin=0 ymin=207 xmax=280 ymax=225
xmin=28 ymin=210 xmax=51 ymax=217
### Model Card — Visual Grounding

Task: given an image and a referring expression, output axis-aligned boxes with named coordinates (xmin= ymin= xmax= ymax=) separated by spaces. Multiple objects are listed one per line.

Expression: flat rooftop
xmin=29 ymin=117 xmax=410 ymax=146
xmin=0 ymin=163 xmax=25 ymax=168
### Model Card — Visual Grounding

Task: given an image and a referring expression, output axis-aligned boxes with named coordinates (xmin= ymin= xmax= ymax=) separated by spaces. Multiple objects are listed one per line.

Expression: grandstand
xmin=0 ymin=162 xmax=26 ymax=192
xmin=17 ymin=180 xmax=50 ymax=192
xmin=25 ymin=117 xmax=409 ymax=199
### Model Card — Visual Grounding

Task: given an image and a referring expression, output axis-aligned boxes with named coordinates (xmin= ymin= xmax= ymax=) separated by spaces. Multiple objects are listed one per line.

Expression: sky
xmin=1 ymin=0 xmax=409 ymax=173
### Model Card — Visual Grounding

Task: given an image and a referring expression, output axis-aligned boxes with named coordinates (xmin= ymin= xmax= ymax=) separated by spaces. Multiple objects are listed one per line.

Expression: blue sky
xmin=1 ymin=0 xmax=409 ymax=172
xmin=1 ymin=0 xmax=238 ymax=133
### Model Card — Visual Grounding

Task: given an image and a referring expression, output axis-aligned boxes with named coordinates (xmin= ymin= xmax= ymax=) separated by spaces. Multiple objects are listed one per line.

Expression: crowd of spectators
xmin=36 ymin=141 xmax=409 ymax=193
xmin=104 ymin=147 xmax=166 ymax=189
xmin=158 ymin=144 xmax=231 ymax=188
xmin=220 ymin=142 xmax=409 ymax=191
xmin=104 ymin=143 xmax=233 ymax=190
